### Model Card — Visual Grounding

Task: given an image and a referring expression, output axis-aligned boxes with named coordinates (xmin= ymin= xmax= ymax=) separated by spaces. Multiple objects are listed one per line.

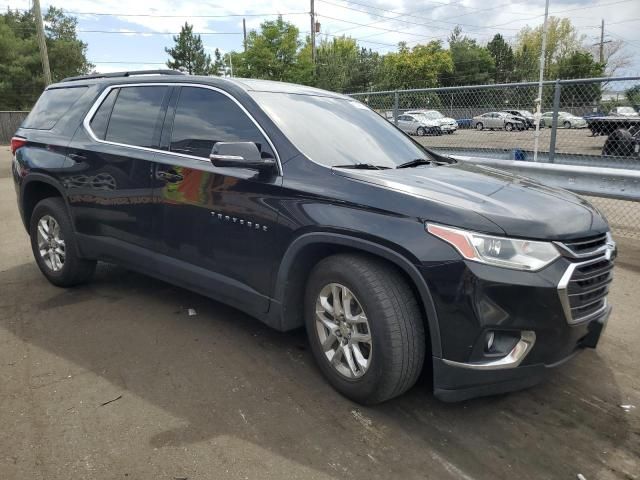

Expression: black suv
xmin=12 ymin=71 xmax=616 ymax=404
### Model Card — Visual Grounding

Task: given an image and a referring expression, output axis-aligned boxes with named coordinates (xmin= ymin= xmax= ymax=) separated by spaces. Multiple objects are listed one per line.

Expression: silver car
xmin=541 ymin=111 xmax=587 ymax=128
xmin=472 ymin=112 xmax=524 ymax=131
xmin=396 ymin=113 xmax=442 ymax=136
xmin=406 ymin=110 xmax=457 ymax=134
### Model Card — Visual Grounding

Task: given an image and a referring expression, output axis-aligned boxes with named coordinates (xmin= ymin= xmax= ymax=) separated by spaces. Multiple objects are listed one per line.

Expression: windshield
xmin=618 ymin=107 xmax=638 ymax=115
xmin=519 ymin=110 xmax=533 ymax=116
xmin=251 ymin=92 xmax=432 ymax=168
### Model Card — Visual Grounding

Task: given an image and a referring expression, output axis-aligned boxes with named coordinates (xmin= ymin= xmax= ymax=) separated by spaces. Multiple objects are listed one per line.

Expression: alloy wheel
xmin=315 ymin=283 xmax=372 ymax=379
xmin=36 ymin=215 xmax=65 ymax=272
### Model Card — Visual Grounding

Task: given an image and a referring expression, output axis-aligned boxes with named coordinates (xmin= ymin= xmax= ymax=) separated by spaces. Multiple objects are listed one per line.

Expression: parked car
xmin=541 ymin=111 xmax=587 ymax=128
xmin=12 ymin=71 xmax=615 ymax=404
xmin=406 ymin=110 xmax=457 ymax=134
xmin=396 ymin=113 xmax=442 ymax=136
xmin=502 ymin=109 xmax=537 ymax=129
xmin=609 ymin=106 xmax=639 ymax=117
xmin=456 ymin=118 xmax=472 ymax=129
xmin=472 ymin=112 xmax=525 ymax=131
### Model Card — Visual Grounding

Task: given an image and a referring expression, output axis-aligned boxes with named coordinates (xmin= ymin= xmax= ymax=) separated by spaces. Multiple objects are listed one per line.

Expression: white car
xmin=610 ymin=106 xmax=639 ymax=117
xmin=541 ymin=111 xmax=587 ymax=129
xmin=396 ymin=113 xmax=442 ymax=136
xmin=406 ymin=110 xmax=458 ymax=134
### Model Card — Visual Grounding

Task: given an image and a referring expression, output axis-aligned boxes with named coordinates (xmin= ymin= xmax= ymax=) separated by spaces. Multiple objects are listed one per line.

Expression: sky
xmin=3 ymin=0 xmax=640 ymax=77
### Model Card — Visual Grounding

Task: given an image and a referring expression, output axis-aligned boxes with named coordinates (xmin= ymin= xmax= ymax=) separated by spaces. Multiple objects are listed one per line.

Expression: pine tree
xmin=165 ymin=22 xmax=213 ymax=75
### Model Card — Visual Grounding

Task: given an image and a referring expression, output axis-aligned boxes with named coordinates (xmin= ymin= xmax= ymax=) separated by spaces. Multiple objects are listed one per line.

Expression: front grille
xmin=559 ymin=254 xmax=614 ymax=324
xmin=557 ymin=233 xmax=608 ymax=258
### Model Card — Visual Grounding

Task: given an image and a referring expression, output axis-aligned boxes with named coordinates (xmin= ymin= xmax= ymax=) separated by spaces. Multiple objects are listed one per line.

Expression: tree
xmin=443 ymin=27 xmax=494 ymax=86
xmin=313 ymin=36 xmax=358 ymax=92
xmin=0 ymin=8 xmax=92 ymax=110
xmin=626 ymin=85 xmax=640 ymax=108
xmin=212 ymin=48 xmax=226 ymax=76
xmin=165 ymin=22 xmax=213 ymax=75
xmin=235 ymin=17 xmax=302 ymax=82
xmin=376 ymin=41 xmax=453 ymax=91
xmin=487 ymin=34 xmax=514 ymax=84
xmin=513 ymin=17 xmax=585 ymax=81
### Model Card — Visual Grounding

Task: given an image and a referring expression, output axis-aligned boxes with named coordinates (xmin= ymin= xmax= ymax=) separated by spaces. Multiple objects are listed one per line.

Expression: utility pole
xmin=599 ymin=19 xmax=605 ymax=64
xmin=533 ymin=0 xmax=550 ymax=163
xmin=310 ymin=0 xmax=316 ymax=64
xmin=33 ymin=0 xmax=52 ymax=86
xmin=242 ymin=18 xmax=247 ymax=52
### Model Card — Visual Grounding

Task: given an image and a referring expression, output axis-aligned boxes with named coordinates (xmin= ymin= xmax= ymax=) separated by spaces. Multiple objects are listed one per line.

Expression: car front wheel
xmin=475 ymin=122 xmax=483 ymax=130
xmin=305 ymin=254 xmax=426 ymax=404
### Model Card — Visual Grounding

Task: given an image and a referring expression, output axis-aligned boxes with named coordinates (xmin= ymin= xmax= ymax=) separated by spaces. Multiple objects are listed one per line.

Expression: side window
xmin=89 ymin=88 xmax=118 ymax=140
xmin=105 ymin=86 xmax=169 ymax=148
xmin=169 ymin=87 xmax=274 ymax=160
xmin=22 ymin=86 xmax=88 ymax=130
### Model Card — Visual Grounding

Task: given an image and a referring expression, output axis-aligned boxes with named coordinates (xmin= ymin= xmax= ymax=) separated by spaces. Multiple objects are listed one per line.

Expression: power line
xmin=78 ymin=30 xmax=243 ymax=35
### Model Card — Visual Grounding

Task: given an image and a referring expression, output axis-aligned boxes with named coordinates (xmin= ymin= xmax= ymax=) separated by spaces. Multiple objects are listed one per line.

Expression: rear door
xmin=397 ymin=115 xmax=411 ymax=133
xmin=64 ymin=85 xmax=171 ymax=251
xmin=152 ymin=85 xmax=282 ymax=315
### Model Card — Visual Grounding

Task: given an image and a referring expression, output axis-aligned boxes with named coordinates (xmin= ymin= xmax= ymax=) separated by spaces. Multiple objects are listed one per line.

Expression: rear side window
xmin=89 ymin=88 xmax=118 ymax=140
xmin=104 ymin=86 xmax=169 ymax=148
xmin=169 ymin=87 xmax=274 ymax=159
xmin=22 ymin=87 xmax=88 ymax=130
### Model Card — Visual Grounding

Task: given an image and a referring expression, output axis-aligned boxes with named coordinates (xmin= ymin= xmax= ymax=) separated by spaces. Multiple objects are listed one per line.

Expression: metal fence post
xmin=393 ymin=90 xmax=399 ymax=126
xmin=548 ymin=79 xmax=561 ymax=163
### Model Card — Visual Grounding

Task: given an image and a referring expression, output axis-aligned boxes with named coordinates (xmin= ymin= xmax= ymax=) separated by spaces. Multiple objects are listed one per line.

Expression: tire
xmin=416 ymin=127 xmax=426 ymax=136
xmin=304 ymin=254 xmax=426 ymax=404
xmin=563 ymin=120 xmax=571 ymax=129
xmin=505 ymin=122 xmax=513 ymax=132
xmin=29 ymin=197 xmax=96 ymax=287
xmin=475 ymin=122 xmax=483 ymax=130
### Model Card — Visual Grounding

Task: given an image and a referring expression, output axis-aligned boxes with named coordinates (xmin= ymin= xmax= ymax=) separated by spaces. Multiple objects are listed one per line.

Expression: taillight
xmin=10 ymin=137 xmax=27 ymax=155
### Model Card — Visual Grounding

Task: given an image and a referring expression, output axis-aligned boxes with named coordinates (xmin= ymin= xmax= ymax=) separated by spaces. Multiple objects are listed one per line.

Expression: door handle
xmin=156 ymin=170 xmax=183 ymax=183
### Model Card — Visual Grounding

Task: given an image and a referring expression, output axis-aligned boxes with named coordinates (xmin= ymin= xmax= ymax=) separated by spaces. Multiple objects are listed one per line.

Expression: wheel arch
xmin=271 ymin=232 xmax=442 ymax=358
xmin=20 ymin=174 xmax=70 ymax=233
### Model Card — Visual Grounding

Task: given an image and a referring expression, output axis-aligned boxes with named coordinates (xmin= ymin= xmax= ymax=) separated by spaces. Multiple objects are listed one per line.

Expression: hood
xmin=333 ymin=162 xmax=608 ymax=240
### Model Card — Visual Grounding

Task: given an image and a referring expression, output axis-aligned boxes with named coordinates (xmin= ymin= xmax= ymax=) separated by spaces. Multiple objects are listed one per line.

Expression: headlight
xmin=426 ymin=223 xmax=560 ymax=271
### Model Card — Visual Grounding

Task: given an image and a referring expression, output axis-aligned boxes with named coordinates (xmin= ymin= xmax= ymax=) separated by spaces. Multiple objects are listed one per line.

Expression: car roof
xmin=50 ymin=71 xmax=350 ymax=99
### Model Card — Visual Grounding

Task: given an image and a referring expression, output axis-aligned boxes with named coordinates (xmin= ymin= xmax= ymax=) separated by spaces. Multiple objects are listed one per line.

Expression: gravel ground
xmin=1 ymin=147 xmax=639 ymax=480
xmin=416 ymin=127 xmax=606 ymax=156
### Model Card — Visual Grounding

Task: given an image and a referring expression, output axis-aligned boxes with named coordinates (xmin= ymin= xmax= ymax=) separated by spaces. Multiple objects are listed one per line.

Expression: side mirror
xmin=209 ymin=142 xmax=276 ymax=170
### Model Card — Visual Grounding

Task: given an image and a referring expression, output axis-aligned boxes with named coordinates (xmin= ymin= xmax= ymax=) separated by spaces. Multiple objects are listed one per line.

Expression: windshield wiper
xmin=396 ymin=158 xmax=434 ymax=169
xmin=333 ymin=163 xmax=391 ymax=170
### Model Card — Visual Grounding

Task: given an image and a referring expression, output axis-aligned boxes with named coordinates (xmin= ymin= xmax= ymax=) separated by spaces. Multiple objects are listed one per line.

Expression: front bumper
xmin=419 ymin=239 xmax=615 ymax=402
xmin=440 ymin=123 xmax=457 ymax=132
xmin=433 ymin=305 xmax=609 ymax=402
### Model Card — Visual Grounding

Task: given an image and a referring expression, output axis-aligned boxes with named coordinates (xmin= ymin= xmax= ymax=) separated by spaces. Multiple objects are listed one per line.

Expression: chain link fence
xmin=349 ymin=76 xmax=640 ymax=240
xmin=0 ymin=111 xmax=29 ymax=144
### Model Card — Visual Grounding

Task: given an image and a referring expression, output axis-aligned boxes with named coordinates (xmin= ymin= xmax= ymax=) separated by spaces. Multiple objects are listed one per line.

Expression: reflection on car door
xmin=64 ymin=85 xmax=170 ymax=250
xmin=152 ymin=85 xmax=283 ymax=315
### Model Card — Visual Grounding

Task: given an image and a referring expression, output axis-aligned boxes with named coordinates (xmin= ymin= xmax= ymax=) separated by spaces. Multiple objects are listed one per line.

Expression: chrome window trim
xmin=442 ymin=331 xmax=536 ymax=370
xmin=82 ymin=82 xmax=283 ymax=176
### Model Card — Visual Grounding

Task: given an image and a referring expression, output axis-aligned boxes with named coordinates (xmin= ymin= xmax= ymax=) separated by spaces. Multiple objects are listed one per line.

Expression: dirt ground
xmin=1 ymin=147 xmax=639 ymax=479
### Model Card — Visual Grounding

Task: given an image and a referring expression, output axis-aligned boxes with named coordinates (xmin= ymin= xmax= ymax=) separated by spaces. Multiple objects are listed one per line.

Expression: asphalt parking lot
xmin=415 ymin=127 xmax=606 ymax=157
xmin=1 ymin=147 xmax=639 ymax=479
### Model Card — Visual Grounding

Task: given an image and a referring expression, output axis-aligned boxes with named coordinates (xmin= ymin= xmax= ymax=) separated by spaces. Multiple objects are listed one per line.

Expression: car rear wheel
xmin=475 ymin=122 xmax=483 ymax=130
xmin=505 ymin=122 xmax=514 ymax=131
xmin=305 ymin=254 xmax=426 ymax=404
xmin=30 ymin=197 xmax=96 ymax=287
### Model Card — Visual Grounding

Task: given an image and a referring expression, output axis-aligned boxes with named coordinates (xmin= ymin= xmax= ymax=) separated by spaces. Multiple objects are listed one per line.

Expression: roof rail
xmin=61 ymin=69 xmax=185 ymax=82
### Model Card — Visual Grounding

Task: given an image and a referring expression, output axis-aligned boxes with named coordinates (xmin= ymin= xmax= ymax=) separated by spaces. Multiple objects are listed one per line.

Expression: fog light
xmin=485 ymin=331 xmax=495 ymax=352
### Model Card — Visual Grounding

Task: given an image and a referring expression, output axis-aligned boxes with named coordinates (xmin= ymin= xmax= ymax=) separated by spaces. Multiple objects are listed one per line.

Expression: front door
xmin=152 ymin=85 xmax=283 ymax=314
